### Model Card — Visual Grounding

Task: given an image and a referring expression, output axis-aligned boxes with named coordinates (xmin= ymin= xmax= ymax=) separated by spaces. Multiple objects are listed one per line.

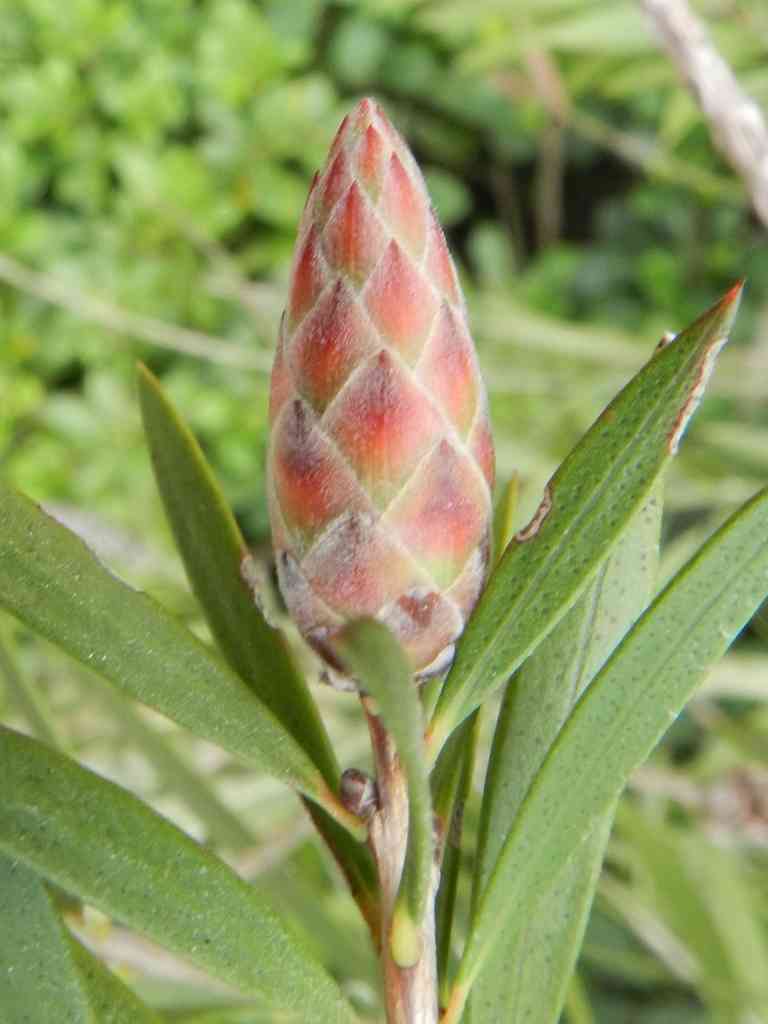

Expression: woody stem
xmin=363 ymin=698 xmax=439 ymax=1024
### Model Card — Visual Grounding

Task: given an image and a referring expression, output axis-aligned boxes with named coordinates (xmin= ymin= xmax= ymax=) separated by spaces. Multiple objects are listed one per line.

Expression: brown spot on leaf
xmin=515 ymin=484 xmax=553 ymax=543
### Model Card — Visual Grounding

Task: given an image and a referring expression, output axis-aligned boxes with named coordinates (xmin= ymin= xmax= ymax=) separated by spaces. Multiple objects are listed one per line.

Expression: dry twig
xmin=640 ymin=0 xmax=768 ymax=227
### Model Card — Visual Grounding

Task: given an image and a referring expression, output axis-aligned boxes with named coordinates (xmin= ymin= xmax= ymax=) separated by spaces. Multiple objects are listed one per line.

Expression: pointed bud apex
xmin=268 ymin=99 xmax=495 ymax=681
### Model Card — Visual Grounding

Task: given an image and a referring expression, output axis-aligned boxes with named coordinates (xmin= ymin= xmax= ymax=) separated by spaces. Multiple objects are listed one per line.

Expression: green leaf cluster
xmin=3 ymin=280 xmax=767 ymax=1023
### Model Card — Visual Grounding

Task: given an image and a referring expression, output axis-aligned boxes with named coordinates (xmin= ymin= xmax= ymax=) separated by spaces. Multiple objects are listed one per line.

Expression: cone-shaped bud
xmin=268 ymin=98 xmax=495 ymax=681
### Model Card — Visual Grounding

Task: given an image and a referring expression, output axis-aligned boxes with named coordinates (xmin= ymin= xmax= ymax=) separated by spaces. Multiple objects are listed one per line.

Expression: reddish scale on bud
xmin=384 ymin=440 xmax=489 ymax=588
xmin=323 ymin=182 xmax=386 ymax=282
xmin=269 ymin=316 xmax=293 ymax=423
xmin=469 ymin=413 xmax=496 ymax=491
xmin=425 ymin=210 xmax=461 ymax=307
xmin=317 ymin=150 xmax=351 ymax=225
xmin=364 ymin=241 xmax=437 ymax=363
xmin=288 ymin=226 xmax=325 ymax=328
xmin=271 ymin=399 xmax=369 ymax=550
xmin=417 ymin=304 xmax=478 ymax=437
xmin=268 ymin=98 xmax=495 ymax=680
xmin=325 ymin=349 xmax=442 ymax=508
xmin=356 ymin=124 xmax=389 ymax=198
xmin=303 ymin=512 xmax=415 ymax=618
xmin=292 ymin=280 xmax=376 ymax=412
xmin=380 ymin=153 xmax=426 ymax=257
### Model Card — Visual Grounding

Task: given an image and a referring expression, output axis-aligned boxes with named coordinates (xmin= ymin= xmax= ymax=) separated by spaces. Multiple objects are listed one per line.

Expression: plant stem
xmin=363 ymin=699 xmax=439 ymax=1024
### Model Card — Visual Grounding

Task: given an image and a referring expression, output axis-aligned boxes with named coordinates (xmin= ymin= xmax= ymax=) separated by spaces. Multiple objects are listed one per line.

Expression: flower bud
xmin=268 ymin=98 xmax=494 ymax=681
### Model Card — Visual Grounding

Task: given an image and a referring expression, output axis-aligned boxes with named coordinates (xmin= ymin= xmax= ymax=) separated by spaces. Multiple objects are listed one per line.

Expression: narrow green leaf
xmin=137 ymin=364 xmax=338 ymax=787
xmin=302 ymin=802 xmax=380 ymax=942
xmin=429 ymin=285 xmax=742 ymax=755
xmin=445 ymin=484 xmax=768 ymax=1022
xmin=94 ymin=682 xmax=255 ymax=850
xmin=0 ymin=853 xmax=160 ymax=1023
xmin=67 ymin=938 xmax=165 ymax=1024
xmin=468 ymin=486 xmax=662 ymax=1022
xmin=333 ymin=619 xmax=432 ymax=968
xmin=137 ymin=367 xmax=377 ymax=912
xmin=0 ymin=484 xmax=363 ymax=838
xmin=491 ymin=472 xmax=520 ymax=565
xmin=433 ymin=712 xmax=480 ymax=1005
xmin=0 ymin=728 xmax=358 ymax=1024
xmin=0 ymin=624 xmax=60 ymax=748
xmin=616 ymin=805 xmax=768 ymax=1018
xmin=564 ymin=972 xmax=597 ymax=1024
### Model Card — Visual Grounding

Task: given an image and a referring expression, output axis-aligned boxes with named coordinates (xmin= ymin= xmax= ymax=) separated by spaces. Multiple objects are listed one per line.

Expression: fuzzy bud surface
xmin=268 ymin=98 xmax=495 ymax=680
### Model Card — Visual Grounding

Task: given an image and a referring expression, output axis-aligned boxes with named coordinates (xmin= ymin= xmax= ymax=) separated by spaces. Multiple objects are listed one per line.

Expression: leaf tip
xmin=667 ymin=285 xmax=743 ymax=455
xmin=722 ymin=278 xmax=746 ymax=307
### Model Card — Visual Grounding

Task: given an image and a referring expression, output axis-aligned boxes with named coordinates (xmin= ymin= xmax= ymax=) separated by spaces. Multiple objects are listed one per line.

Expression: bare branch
xmin=0 ymin=252 xmax=272 ymax=370
xmin=640 ymin=0 xmax=768 ymax=227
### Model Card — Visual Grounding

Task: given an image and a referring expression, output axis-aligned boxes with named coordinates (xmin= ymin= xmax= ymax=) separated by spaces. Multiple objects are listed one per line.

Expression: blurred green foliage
xmin=2 ymin=1 xmax=768 ymax=1021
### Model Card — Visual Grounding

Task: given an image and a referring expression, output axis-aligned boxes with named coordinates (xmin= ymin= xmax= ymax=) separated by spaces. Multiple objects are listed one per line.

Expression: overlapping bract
xmin=268 ymin=98 xmax=494 ymax=680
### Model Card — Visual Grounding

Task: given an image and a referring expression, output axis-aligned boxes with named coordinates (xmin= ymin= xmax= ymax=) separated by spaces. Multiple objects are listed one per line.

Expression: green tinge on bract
xmin=429 ymin=283 xmax=742 ymax=760
xmin=445 ymin=482 xmax=768 ymax=1022
xmin=0 ymin=727 xmax=359 ymax=1024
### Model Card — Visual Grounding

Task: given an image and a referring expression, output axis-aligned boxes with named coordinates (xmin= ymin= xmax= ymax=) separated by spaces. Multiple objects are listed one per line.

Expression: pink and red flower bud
xmin=268 ymin=98 xmax=494 ymax=680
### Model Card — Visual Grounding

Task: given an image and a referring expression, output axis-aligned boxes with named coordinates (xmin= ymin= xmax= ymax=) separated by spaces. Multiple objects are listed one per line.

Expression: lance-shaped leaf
xmin=615 ymin=804 xmax=768 ymax=1019
xmin=269 ymin=98 xmax=494 ymax=683
xmin=432 ymin=711 xmax=480 ymax=1004
xmin=0 ymin=728 xmax=358 ymax=1024
xmin=94 ymin=682 xmax=255 ymax=851
xmin=137 ymin=364 xmax=338 ymax=785
xmin=0 ymin=853 xmax=161 ymax=1023
xmin=137 ymin=365 xmax=376 ymax=909
xmin=468 ymin=486 xmax=662 ymax=1022
xmin=428 ymin=285 xmax=742 ymax=756
xmin=0 ymin=625 xmax=60 ymax=748
xmin=443 ymin=484 xmax=768 ymax=1023
xmin=333 ymin=619 xmax=432 ymax=967
xmin=0 ymin=484 xmax=364 ymax=839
